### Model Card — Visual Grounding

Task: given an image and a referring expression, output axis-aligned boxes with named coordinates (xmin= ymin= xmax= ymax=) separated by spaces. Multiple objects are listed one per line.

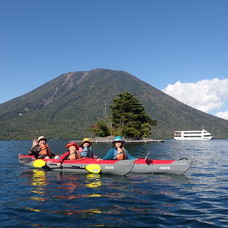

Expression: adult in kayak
xmin=102 ymin=136 xmax=135 ymax=160
xmin=57 ymin=142 xmax=81 ymax=166
xmin=79 ymin=138 xmax=97 ymax=158
xmin=28 ymin=136 xmax=52 ymax=159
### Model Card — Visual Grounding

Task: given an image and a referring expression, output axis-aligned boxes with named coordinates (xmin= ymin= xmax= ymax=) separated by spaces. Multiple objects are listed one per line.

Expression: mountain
xmin=0 ymin=68 xmax=228 ymax=140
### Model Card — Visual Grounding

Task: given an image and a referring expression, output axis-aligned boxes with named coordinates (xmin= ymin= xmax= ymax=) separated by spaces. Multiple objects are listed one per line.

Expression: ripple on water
xmin=0 ymin=140 xmax=228 ymax=227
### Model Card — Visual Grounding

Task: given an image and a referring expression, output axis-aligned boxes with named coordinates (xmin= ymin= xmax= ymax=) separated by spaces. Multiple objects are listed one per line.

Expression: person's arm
xmin=28 ymin=146 xmax=40 ymax=158
xmin=57 ymin=152 xmax=69 ymax=165
xmin=46 ymin=145 xmax=52 ymax=157
xmin=102 ymin=148 xmax=114 ymax=160
xmin=87 ymin=147 xmax=95 ymax=158
xmin=28 ymin=148 xmax=35 ymax=155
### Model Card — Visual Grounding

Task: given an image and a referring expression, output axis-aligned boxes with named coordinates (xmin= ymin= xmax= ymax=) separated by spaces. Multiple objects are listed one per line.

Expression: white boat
xmin=174 ymin=129 xmax=213 ymax=140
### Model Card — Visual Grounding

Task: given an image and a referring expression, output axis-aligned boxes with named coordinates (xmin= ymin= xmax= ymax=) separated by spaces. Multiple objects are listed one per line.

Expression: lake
xmin=0 ymin=139 xmax=228 ymax=227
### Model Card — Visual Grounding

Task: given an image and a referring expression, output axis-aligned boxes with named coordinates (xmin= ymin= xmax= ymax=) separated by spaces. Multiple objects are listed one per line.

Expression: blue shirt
xmin=80 ymin=146 xmax=94 ymax=158
xmin=102 ymin=147 xmax=136 ymax=160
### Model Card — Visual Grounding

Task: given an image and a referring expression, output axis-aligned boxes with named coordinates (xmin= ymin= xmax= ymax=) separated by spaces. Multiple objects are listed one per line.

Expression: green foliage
xmin=90 ymin=119 xmax=110 ymax=137
xmin=110 ymin=92 xmax=157 ymax=139
xmin=0 ymin=69 xmax=228 ymax=140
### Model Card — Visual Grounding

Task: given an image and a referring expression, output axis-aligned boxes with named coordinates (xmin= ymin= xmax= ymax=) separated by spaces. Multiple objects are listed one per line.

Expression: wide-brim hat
xmin=80 ymin=138 xmax=92 ymax=147
xmin=37 ymin=136 xmax=47 ymax=142
xmin=66 ymin=142 xmax=79 ymax=150
xmin=112 ymin=136 xmax=124 ymax=144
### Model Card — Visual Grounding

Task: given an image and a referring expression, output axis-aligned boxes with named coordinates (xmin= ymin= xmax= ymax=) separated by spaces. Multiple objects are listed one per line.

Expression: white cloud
xmin=215 ymin=111 xmax=228 ymax=120
xmin=162 ymin=78 xmax=228 ymax=120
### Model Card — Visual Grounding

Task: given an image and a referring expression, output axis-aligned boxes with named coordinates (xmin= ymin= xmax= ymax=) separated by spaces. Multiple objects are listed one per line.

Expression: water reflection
xmin=3 ymin=140 xmax=227 ymax=227
xmin=17 ymin=169 xmax=193 ymax=226
xmin=31 ymin=169 xmax=47 ymax=202
xmin=19 ymin=170 xmax=104 ymax=217
xmin=85 ymin=173 xmax=102 ymax=189
xmin=55 ymin=172 xmax=81 ymax=195
xmin=51 ymin=173 xmax=103 ymax=215
xmin=53 ymin=173 xmax=102 ymax=199
xmin=19 ymin=165 xmax=190 ymax=220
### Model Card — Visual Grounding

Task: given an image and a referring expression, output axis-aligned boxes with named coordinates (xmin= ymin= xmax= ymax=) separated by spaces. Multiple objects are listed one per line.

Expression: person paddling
xmin=57 ymin=142 xmax=81 ymax=166
xmin=102 ymin=136 xmax=135 ymax=160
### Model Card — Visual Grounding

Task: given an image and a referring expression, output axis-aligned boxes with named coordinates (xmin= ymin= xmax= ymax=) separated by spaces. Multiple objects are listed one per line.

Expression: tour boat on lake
xmin=174 ymin=129 xmax=213 ymax=140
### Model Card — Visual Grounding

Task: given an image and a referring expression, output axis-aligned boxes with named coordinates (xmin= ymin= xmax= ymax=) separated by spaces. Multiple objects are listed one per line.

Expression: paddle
xmin=144 ymin=151 xmax=151 ymax=160
xmin=34 ymin=160 xmax=102 ymax=174
xmin=85 ymin=164 xmax=101 ymax=174
xmin=33 ymin=159 xmax=46 ymax=168
xmin=144 ymin=151 xmax=153 ymax=165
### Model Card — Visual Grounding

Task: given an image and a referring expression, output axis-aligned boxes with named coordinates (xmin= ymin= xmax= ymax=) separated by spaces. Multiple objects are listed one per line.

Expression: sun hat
xmin=112 ymin=136 xmax=124 ymax=144
xmin=37 ymin=136 xmax=47 ymax=142
xmin=66 ymin=141 xmax=79 ymax=150
xmin=80 ymin=138 xmax=92 ymax=147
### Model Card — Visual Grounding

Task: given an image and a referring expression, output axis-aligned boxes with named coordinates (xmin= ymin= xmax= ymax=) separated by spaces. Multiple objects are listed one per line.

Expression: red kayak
xmin=18 ymin=154 xmax=192 ymax=175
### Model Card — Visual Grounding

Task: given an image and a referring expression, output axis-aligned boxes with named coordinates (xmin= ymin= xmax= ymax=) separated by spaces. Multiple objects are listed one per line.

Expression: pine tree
xmin=110 ymin=92 xmax=157 ymax=139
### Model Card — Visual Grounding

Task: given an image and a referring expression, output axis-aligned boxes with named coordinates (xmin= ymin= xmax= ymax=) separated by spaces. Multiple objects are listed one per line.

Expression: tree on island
xmin=89 ymin=119 xmax=110 ymax=137
xmin=90 ymin=92 xmax=157 ymax=139
xmin=110 ymin=92 xmax=157 ymax=139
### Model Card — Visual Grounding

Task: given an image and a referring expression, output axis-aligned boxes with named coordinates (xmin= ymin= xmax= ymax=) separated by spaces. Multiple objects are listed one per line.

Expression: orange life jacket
xmin=68 ymin=151 xmax=81 ymax=160
xmin=115 ymin=149 xmax=127 ymax=160
xmin=39 ymin=144 xmax=51 ymax=157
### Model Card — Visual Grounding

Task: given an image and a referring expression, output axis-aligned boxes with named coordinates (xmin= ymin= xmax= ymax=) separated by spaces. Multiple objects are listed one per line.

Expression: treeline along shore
xmin=88 ymin=137 xmax=166 ymax=143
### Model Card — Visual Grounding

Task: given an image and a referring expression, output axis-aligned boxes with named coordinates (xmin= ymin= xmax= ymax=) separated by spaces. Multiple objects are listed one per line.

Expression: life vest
xmin=67 ymin=151 xmax=81 ymax=160
xmin=80 ymin=147 xmax=93 ymax=158
xmin=39 ymin=144 xmax=51 ymax=157
xmin=114 ymin=148 xmax=126 ymax=160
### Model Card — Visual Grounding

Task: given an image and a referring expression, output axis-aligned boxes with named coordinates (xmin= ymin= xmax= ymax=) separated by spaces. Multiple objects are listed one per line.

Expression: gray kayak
xmin=18 ymin=155 xmax=135 ymax=176
xmin=18 ymin=155 xmax=192 ymax=175
xmin=132 ymin=158 xmax=192 ymax=175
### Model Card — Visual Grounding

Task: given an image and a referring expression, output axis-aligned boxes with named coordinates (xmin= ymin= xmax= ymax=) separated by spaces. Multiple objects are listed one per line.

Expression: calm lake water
xmin=0 ymin=139 xmax=228 ymax=227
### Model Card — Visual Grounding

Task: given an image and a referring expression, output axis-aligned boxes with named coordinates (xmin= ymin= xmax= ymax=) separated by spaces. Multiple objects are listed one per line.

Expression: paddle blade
xmin=33 ymin=159 xmax=46 ymax=168
xmin=85 ymin=164 xmax=101 ymax=174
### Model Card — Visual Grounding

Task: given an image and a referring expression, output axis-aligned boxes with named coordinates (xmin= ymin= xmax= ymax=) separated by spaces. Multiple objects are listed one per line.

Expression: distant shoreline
xmin=0 ymin=138 xmax=166 ymax=142
xmin=91 ymin=137 xmax=166 ymax=143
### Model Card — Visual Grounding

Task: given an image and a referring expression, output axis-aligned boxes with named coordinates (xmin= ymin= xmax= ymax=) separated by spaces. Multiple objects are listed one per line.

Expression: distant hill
xmin=0 ymin=68 xmax=228 ymax=140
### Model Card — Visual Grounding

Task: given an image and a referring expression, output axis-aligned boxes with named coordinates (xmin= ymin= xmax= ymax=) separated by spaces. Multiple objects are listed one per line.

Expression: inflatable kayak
xmin=18 ymin=155 xmax=135 ymax=176
xmin=132 ymin=158 xmax=192 ymax=175
xmin=18 ymin=155 xmax=191 ymax=175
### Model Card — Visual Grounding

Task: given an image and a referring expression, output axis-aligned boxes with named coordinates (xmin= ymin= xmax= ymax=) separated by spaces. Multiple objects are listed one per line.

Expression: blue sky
xmin=1 ymin=0 xmax=228 ymax=119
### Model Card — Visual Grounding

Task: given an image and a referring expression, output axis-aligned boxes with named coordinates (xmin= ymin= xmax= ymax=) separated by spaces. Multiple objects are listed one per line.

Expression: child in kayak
xmin=79 ymin=138 xmax=97 ymax=158
xmin=102 ymin=136 xmax=135 ymax=160
xmin=57 ymin=141 xmax=81 ymax=166
xmin=28 ymin=136 xmax=52 ymax=159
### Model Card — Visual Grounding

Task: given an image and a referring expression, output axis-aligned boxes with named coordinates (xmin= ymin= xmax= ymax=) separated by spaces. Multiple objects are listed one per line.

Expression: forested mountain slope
xmin=0 ymin=69 xmax=227 ymax=139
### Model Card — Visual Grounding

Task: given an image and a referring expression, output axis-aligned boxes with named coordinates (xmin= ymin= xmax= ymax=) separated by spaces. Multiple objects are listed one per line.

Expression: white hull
xmin=174 ymin=136 xmax=212 ymax=140
xmin=174 ymin=129 xmax=213 ymax=141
